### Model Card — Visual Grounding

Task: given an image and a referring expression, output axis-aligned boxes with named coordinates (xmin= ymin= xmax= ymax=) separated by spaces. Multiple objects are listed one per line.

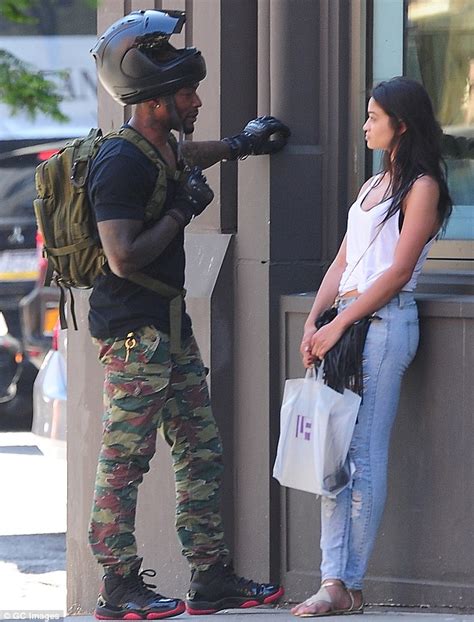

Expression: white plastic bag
xmin=41 ymin=350 xmax=67 ymax=401
xmin=273 ymin=366 xmax=361 ymax=497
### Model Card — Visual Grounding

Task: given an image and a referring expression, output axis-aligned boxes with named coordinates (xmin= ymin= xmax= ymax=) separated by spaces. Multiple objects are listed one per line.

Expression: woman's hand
xmin=300 ymin=327 xmax=317 ymax=368
xmin=310 ymin=318 xmax=346 ymax=361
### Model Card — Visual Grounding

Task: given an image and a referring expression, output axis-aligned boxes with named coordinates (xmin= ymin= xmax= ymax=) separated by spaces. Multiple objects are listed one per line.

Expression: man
xmin=88 ymin=9 xmax=290 ymax=620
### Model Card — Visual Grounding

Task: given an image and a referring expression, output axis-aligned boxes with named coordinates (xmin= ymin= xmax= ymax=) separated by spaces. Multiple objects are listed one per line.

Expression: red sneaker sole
xmin=264 ymin=586 xmax=285 ymax=604
xmin=186 ymin=586 xmax=284 ymax=615
xmin=95 ymin=601 xmax=186 ymax=620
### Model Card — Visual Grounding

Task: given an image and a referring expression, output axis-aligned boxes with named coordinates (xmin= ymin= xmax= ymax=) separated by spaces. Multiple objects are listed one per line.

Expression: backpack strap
xmin=110 ymin=126 xmax=183 ymax=180
xmin=70 ymin=128 xmax=103 ymax=189
xmin=127 ymin=272 xmax=185 ymax=354
xmin=104 ymin=127 xmax=185 ymax=222
xmin=55 ymin=280 xmax=78 ymax=331
xmin=101 ymin=127 xmax=187 ymax=353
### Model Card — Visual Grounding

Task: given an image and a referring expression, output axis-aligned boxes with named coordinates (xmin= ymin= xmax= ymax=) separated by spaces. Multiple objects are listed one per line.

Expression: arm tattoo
xmin=180 ymin=140 xmax=231 ymax=170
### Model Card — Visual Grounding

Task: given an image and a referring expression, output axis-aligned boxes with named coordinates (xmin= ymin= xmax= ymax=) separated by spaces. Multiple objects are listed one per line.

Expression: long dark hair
xmin=372 ymin=76 xmax=452 ymax=229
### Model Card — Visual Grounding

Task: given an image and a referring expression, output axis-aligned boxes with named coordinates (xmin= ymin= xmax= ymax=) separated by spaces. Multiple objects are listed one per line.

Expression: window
xmin=372 ymin=0 xmax=474 ymax=267
xmin=406 ymin=0 xmax=474 ymax=263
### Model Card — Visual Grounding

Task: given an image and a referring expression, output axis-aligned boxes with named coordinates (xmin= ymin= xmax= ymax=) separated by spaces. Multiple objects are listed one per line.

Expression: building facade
xmin=67 ymin=0 xmax=473 ymax=614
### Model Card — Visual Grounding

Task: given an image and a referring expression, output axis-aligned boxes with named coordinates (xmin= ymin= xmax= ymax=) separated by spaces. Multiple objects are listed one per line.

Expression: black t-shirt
xmin=87 ymin=133 xmax=192 ymax=340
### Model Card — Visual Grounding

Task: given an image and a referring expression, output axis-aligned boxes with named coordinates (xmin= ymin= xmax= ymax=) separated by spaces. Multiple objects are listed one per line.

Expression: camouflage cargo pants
xmin=88 ymin=326 xmax=229 ymax=574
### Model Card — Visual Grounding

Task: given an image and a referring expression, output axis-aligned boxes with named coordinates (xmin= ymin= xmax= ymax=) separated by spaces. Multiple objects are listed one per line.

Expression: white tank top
xmin=339 ymin=175 xmax=436 ymax=295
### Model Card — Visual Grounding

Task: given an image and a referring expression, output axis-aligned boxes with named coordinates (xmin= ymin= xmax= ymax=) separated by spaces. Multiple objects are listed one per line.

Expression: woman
xmin=292 ymin=77 xmax=452 ymax=617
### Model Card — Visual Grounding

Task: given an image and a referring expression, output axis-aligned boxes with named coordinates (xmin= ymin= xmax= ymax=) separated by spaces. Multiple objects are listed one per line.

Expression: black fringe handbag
xmin=315 ymin=307 xmax=373 ymax=397
xmin=315 ymin=218 xmax=387 ymax=396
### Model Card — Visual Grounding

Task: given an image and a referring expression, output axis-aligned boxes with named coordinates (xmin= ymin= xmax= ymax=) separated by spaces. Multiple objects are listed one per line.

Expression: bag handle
xmin=304 ymin=365 xmax=325 ymax=382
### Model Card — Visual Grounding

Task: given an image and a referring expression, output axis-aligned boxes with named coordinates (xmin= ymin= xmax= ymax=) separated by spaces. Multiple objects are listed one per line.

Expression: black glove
xmin=167 ymin=166 xmax=214 ymax=228
xmin=222 ymin=115 xmax=291 ymax=160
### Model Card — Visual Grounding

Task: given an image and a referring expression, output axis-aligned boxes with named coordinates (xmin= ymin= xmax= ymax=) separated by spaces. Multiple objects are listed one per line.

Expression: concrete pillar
xmin=67 ymin=0 xmax=236 ymax=612
xmin=232 ymin=0 xmax=334 ymax=583
xmin=67 ymin=2 xmax=130 ymax=613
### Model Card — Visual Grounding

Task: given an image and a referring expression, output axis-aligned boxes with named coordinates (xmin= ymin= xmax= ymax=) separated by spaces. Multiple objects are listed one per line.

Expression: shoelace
xmin=124 ymin=568 xmax=162 ymax=599
xmin=223 ymin=563 xmax=260 ymax=592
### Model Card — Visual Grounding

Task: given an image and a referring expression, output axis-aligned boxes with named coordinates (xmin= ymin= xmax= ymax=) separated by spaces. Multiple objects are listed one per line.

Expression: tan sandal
xmin=292 ymin=581 xmax=364 ymax=618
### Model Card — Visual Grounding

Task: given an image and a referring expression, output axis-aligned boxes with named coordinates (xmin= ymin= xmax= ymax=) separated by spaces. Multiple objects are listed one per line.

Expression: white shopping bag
xmin=42 ymin=350 xmax=67 ymax=401
xmin=273 ymin=366 xmax=361 ymax=497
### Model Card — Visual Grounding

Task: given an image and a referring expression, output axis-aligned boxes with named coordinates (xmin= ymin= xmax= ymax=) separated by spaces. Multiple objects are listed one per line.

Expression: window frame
xmin=362 ymin=0 xmax=474 ymax=269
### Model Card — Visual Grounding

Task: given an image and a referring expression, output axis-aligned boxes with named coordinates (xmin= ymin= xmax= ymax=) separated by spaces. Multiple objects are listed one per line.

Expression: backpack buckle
xmin=71 ymin=158 xmax=90 ymax=188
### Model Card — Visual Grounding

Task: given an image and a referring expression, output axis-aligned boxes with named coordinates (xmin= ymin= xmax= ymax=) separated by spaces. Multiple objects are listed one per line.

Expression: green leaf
xmin=0 ymin=0 xmax=97 ymax=121
xmin=0 ymin=50 xmax=68 ymax=122
xmin=0 ymin=0 xmax=38 ymax=24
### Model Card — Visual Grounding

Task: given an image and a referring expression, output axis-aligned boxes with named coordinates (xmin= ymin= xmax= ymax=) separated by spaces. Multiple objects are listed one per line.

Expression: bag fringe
xmin=315 ymin=307 xmax=372 ymax=396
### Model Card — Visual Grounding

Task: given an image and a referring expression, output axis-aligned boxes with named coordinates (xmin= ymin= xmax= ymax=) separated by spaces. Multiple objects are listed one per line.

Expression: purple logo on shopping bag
xmin=296 ymin=415 xmax=312 ymax=440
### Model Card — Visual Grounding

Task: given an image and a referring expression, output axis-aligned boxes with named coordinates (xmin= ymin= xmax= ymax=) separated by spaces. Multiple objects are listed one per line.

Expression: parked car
xmin=20 ymin=230 xmax=60 ymax=368
xmin=0 ymin=140 xmax=69 ymax=432
xmin=32 ymin=319 xmax=67 ymax=459
xmin=0 ymin=140 xmax=64 ymax=347
xmin=0 ymin=311 xmax=37 ymax=429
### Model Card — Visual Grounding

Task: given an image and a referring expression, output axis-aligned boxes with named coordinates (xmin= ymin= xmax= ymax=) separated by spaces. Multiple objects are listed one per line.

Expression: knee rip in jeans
xmin=351 ymin=490 xmax=363 ymax=518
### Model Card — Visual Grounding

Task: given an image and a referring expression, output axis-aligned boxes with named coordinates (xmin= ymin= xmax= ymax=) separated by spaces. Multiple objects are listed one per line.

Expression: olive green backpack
xmin=34 ymin=126 xmax=185 ymax=351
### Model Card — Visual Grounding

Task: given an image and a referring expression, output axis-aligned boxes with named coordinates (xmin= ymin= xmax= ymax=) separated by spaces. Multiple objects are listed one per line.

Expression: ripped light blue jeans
xmin=320 ymin=292 xmax=419 ymax=590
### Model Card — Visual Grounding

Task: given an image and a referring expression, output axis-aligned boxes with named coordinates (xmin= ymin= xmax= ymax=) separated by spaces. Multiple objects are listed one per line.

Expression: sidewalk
xmin=63 ymin=607 xmax=474 ymax=622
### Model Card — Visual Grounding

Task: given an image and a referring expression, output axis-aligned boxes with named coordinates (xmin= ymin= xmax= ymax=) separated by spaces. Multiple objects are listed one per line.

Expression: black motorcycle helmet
xmin=91 ymin=9 xmax=206 ymax=105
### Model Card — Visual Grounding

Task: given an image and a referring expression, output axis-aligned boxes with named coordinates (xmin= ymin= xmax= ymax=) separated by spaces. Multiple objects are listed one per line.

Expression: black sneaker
xmin=95 ymin=564 xmax=185 ymax=620
xmin=185 ymin=560 xmax=284 ymax=615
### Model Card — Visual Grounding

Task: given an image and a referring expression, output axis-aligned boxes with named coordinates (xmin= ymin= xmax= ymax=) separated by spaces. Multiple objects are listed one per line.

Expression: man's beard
xmin=182 ymin=121 xmax=195 ymax=135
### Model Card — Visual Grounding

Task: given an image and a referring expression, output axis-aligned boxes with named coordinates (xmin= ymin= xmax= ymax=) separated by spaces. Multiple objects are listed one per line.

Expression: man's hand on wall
xmin=223 ymin=116 xmax=291 ymax=160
